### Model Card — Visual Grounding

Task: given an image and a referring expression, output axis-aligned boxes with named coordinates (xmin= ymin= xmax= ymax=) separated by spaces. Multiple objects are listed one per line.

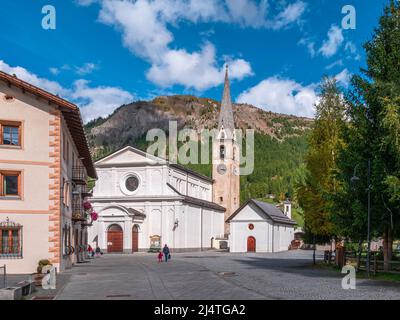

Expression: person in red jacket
xmin=158 ymin=251 xmax=163 ymax=263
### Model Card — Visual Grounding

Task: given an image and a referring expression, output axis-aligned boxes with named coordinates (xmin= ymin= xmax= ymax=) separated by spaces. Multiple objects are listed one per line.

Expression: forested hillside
xmin=85 ymin=95 xmax=311 ymax=208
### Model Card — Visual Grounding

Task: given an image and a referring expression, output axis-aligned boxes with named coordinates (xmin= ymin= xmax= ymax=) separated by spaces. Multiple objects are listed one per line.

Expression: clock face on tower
xmin=217 ymin=164 xmax=227 ymax=175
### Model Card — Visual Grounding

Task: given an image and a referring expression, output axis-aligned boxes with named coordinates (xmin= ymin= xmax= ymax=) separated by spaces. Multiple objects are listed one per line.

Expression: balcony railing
xmin=72 ymin=166 xmax=86 ymax=185
xmin=71 ymin=195 xmax=86 ymax=222
xmin=81 ymin=185 xmax=92 ymax=198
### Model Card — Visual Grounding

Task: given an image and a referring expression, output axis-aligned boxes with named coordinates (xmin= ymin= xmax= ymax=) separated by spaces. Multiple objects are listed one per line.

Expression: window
xmin=0 ymin=219 xmax=22 ymax=258
xmin=0 ymin=171 xmax=21 ymax=198
xmin=0 ymin=121 xmax=21 ymax=146
xmin=219 ymin=145 xmax=225 ymax=159
xmin=62 ymin=179 xmax=71 ymax=207
xmin=63 ymin=134 xmax=69 ymax=163
xmin=219 ymin=196 xmax=223 ymax=203
xmin=125 ymin=175 xmax=139 ymax=192
xmin=63 ymin=225 xmax=71 ymax=256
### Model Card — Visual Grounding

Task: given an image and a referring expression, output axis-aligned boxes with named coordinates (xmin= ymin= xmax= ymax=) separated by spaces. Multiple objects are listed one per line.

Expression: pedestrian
xmin=158 ymin=251 xmax=163 ymax=263
xmin=88 ymin=244 xmax=94 ymax=258
xmin=95 ymin=246 xmax=101 ymax=257
xmin=163 ymin=244 xmax=170 ymax=262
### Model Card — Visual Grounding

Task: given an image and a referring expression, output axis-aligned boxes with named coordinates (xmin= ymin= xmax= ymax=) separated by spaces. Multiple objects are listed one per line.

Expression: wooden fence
xmin=344 ymin=251 xmax=400 ymax=274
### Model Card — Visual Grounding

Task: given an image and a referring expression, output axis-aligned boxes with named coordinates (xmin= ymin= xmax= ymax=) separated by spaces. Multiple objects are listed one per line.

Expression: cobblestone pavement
xmin=56 ymin=250 xmax=400 ymax=300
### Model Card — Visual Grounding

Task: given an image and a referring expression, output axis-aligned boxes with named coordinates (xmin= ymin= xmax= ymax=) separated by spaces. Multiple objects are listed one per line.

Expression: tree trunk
xmin=313 ymin=236 xmax=316 ymax=265
xmin=356 ymin=240 xmax=363 ymax=271
xmin=383 ymin=228 xmax=393 ymax=272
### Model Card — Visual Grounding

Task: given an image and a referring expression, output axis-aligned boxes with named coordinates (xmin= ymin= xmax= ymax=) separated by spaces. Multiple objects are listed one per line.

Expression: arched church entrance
xmin=107 ymin=224 xmax=123 ymax=253
xmin=132 ymin=225 xmax=139 ymax=253
xmin=247 ymin=236 xmax=256 ymax=252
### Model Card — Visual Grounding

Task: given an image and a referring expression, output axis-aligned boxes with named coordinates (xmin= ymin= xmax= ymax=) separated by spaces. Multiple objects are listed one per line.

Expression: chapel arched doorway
xmin=107 ymin=224 xmax=123 ymax=253
xmin=132 ymin=225 xmax=139 ymax=253
xmin=247 ymin=236 xmax=256 ymax=252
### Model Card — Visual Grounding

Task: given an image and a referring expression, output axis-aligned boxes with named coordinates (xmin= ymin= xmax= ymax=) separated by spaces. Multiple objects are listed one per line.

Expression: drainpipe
xmin=201 ymin=207 xmax=203 ymax=251
xmin=272 ymin=222 xmax=275 ymax=253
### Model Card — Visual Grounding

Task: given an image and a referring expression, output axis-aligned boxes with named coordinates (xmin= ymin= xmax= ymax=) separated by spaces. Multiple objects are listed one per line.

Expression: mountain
xmin=85 ymin=95 xmax=313 ymax=210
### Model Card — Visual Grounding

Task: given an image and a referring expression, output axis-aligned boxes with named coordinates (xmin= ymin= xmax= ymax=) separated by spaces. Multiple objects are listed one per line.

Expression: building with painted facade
xmin=0 ymin=71 xmax=97 ymax=274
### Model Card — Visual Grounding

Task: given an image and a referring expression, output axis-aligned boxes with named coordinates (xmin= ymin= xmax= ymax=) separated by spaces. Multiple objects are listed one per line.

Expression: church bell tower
xmin=212 ymin=66 xmax=240 ymax=235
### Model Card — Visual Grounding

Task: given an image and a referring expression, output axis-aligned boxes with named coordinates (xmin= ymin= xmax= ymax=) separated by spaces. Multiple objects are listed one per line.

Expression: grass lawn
xmin=314 ymin=261 xmax=400 ymax=283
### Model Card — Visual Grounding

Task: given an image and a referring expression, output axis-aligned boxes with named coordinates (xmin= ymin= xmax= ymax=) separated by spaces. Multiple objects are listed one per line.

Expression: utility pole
xmin=366 ymin=158 xmax=371 ymax=277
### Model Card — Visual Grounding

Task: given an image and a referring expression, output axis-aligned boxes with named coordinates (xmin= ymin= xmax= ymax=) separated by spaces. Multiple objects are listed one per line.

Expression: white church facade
xmin=88 ymin=147 xmax=226 ymax=252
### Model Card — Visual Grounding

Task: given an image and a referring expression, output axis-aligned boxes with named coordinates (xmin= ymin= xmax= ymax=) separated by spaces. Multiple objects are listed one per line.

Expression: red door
xmin=132 ymin=225 xmax=139 ymax=253
xmin=107 ymin=225 xmax=123 ymax=253
xmin=247 ymin=236 xmax=256 ymax=252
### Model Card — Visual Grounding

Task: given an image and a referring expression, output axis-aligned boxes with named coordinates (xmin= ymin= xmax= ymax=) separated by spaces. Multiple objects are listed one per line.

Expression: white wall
xmin=229 ymin=204 xmax=294 ymax=253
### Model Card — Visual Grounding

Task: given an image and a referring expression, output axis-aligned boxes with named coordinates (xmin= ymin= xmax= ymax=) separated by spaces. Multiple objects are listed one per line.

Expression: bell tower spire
xmin=218 ymin=65 xmax=235 ymax=138
xmin=212 ymin=64 xmax=240 ymax=236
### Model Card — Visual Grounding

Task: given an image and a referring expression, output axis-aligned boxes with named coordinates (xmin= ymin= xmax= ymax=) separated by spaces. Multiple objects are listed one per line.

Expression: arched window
xmin=220 ymin=145 xmax=225 ymax=159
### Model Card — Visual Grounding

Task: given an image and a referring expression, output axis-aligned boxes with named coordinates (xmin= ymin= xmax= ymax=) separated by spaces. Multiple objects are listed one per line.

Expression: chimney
xmin=284 ymin=200 xmax=292 ymax=219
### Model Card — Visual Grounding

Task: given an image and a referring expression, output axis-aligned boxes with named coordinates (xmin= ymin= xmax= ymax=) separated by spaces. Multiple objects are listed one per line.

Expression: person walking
xmin=87 ymin=244 xmax=94 ymax=258
xmin=158 ymin=251 xmax=163 ymax=263
xmin=163 ymin=244 xmax=170 ymax=262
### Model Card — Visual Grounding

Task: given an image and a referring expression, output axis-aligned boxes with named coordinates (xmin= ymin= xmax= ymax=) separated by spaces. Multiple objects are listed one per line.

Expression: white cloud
xmin=75 ymin=0 xmax=98 ymax=6
xmin=146 ymin=43 xmax=252 ymax=90
xmin=344 ymin=41 xmax=361 ymax=61
xmin=0 ymin=60 xmax=134 ymax=122
xmin=0 ymin=60 xmax=68 ymax=96
xmin=72 ymin=79 xmax=134 ymax=122
xmin=319 ymin=25 xmax=344 ymax=58
xmin=97 ymin=0 xmax=306 ymax=90
xmin=75 ymin=62 xmax=98 ymax=76
xmin=269 ymin=1 xmax=306 ymax=30
xmin=224 ymin=0 xmax=269 ymax=28
xmin=298 ymin=37 xmax=316 ymax=57
xmin=49 ymin=67 xmax=60 ymax=75
xmin=325 ymin=59 xmax=343 ymax=70
xmin=237 ymin=76 xmax=318 ymax=118
xmin=335 ymin=68 xmax=351 ymax=87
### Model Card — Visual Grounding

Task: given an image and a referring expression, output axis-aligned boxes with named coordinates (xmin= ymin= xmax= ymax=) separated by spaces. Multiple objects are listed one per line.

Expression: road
xmin=56 ymin=250 xmax=400 ymax=300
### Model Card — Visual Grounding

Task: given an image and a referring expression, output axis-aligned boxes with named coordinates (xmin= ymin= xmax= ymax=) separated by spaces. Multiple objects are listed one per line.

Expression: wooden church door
xmin=247 ymin=236 xmax=256 ymax=252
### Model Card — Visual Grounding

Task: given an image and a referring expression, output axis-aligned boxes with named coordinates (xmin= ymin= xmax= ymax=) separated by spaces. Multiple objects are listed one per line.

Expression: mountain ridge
xmin=85 ymin=95 xmax=313 ymax=161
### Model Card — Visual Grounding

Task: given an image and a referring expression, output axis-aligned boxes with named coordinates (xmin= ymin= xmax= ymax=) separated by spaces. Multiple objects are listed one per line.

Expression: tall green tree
xmin=298 ymin=77 xmax=346 ymax=239
xmin=335 ymin=0 xmax=400 ymax=270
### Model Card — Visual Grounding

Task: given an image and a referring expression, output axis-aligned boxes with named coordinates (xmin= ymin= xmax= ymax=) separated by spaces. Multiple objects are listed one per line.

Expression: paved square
xmin=56 ymin=250 xmax=400 ymax=300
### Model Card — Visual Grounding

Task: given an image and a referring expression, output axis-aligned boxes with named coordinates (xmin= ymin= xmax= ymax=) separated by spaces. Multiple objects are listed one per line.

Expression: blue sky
xmin=0 ymin=0 xmax=389 ymax=121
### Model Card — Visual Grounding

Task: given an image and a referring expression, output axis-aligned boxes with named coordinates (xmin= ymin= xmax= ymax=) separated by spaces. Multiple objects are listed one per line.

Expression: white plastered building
xmin=88 ymin=146 xmax=226 ymax=253
xmin=227 ymin=199 xmax=296 ymax=253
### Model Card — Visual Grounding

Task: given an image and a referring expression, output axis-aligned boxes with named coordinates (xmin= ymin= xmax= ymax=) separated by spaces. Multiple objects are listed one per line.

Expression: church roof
xmin=170 ymin=163 xmax=213 ymax=183
xmin=167 ymin=183 xmax=226 ymax=212
xmin=218 ymin=66 xmax=235 ymax=136
xmin=226 ymin=199 xmax=296 ymax=225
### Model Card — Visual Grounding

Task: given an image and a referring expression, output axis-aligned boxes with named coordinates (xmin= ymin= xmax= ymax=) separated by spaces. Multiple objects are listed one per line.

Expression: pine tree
xmin=298 ymin=77 xmax=346 ymax=239
xmin=336 ymin=0 xmax=400 ymax=270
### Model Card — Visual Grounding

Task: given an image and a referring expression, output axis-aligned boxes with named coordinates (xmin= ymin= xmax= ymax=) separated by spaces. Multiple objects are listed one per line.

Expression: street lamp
xmin=351 ymin=158 xmax=372 ymax=277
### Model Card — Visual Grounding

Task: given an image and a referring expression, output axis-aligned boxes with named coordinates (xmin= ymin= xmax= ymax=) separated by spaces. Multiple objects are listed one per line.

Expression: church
xmin=88 ymin=67 xmax=294 ymax=253
xmin=87 ymin=68 xmax=239 ymax=252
